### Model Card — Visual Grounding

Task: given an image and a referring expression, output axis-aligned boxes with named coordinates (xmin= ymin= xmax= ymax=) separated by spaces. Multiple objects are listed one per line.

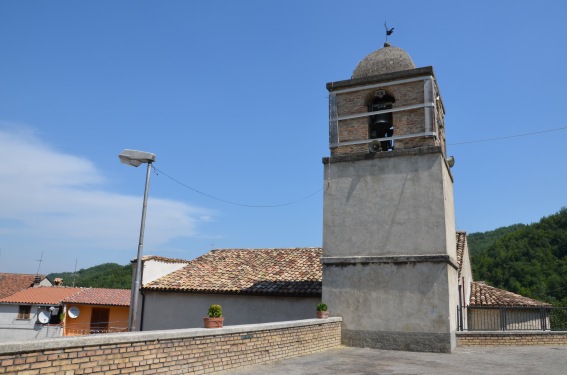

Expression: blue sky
xmin=1 ymin=1 xmax=566 ymax=275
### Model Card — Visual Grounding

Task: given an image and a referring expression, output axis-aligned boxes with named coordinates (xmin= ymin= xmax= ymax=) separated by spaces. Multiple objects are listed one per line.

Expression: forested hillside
xmin=470 ymin=208 xmax=567 ymax=305
xmin=48 ymin=262 xmax=131 ymax=289
xmin=467 ymin=223 xmax=526 ymax=257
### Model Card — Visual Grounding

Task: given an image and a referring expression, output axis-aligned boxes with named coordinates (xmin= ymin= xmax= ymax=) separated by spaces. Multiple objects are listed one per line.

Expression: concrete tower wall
xmin=322 ymin=149 xmax=458 ymax=352
xmin=322 ymin=260 xmax=457 ymax=352
xmin=323 ymin=150 xmax=455 ymax=257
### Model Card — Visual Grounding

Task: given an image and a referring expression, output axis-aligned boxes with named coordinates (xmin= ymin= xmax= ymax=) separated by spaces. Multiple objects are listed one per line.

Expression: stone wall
xmin=0 ymin=318 xmax=341 ymax=375
xmin=457 ymin=331 xmax=567 ymax=346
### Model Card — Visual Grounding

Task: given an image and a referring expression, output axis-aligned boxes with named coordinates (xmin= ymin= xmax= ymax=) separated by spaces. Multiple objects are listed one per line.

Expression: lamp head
xmin=119 ymin=149 xmax=156 ymax=167
xmin=447 ymin=156 xmax=455 ymax=168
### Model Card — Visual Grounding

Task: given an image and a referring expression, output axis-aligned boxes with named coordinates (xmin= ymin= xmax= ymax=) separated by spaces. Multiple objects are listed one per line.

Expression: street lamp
xmin=119 ymin=149 xmax=156 ymax=332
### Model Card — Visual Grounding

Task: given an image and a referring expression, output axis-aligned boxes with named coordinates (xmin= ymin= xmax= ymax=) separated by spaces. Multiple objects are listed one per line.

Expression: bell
xmin=371 ymin=113 xmax=391 ymax=127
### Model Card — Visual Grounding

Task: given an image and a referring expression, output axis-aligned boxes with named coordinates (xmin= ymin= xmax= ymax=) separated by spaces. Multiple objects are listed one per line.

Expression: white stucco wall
xmin=457 ymin=234 xmax=473 ymax=330
xmin=0 ymin=304 xmax=62 ymax=341
xmin=142 ymin=259 xmax=189 ymax=285
xmin=130 ymin=258 xmax=190 ymax=331
xmin=460 ymin=237 xmax=473 ymax=304
xmin=39 ymin=278 xmax=53 ymax=287
xmin=140 ymin=292 xmax=321 ymax=331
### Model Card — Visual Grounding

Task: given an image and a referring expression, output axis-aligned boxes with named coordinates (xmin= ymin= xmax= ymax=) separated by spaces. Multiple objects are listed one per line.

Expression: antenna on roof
xmin=36 ymin=251 xmax=44 ymax=275
xmin=71 ymin=258 xmax=78 ymax=287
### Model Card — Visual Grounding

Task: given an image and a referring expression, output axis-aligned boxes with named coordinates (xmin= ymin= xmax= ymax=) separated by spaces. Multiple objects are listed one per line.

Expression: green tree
xmin=471 ymin=208 xmax=567 ymax=305
xmin=48 ymin=263 xmax=132 ymax=289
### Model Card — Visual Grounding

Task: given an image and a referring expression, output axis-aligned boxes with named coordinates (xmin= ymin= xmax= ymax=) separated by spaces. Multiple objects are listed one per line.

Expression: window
xmin=368 ymin=90 xmax=395 ymax=151
xmin=17 ymin=305 xmax=31 ymax=320
xmin=90 ymin=308 xmax=110 ymax=333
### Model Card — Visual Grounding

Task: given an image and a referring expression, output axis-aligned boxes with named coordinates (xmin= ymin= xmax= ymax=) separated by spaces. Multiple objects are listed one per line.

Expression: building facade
xmin=140 ymin=248 xmax=322 ymax=330
xmin=61 ymin=288 xmax=130 ymax=336
xmin=0 ymin=287 xmax=82 ymax=341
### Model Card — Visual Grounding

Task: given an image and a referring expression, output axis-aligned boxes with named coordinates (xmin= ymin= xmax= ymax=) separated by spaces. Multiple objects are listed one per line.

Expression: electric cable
xmin=151 ymin=125 xmax=565 ymax=208
xmin=152 ymin=166 xmax=322 ymax=208
xmin=448 ymin=126 xmax=567 ymax=146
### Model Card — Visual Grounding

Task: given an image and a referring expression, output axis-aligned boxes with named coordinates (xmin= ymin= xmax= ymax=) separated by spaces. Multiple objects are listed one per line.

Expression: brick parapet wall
xmin=0 ymin=318 xmax=342 ymax=374
xmin=457 ymin=331 xmax=567 ymax=346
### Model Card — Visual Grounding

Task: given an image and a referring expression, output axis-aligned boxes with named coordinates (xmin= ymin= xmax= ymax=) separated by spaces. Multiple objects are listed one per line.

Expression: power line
xmin=152 ymin=166 xmax=322 ymax=208
xmin=448 ymin=126 xmax=567 ymax=146
xmin=151 ymin=125 xmax=565 ymax=208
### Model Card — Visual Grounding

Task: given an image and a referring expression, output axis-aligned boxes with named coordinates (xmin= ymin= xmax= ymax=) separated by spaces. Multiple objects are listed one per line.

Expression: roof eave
xmin=141 ymin=287 xmax=322 ymax=298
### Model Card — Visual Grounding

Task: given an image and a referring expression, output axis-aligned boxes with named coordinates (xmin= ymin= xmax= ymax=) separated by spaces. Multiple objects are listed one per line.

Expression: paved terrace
xmin=221 ymin=345 xmax=567 ymax=375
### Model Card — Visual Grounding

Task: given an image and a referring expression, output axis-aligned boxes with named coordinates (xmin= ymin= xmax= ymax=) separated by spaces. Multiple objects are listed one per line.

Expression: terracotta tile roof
xmin=0 ymin=286 xmax=83 ymax=305
xmin=62 ymin=288 xmax=130 ymax=306
xmin=456 ymin=231 xmax=467 ymax=277
xmin=139 ymin=255 xmax=190 ymax=264
xmin=143 ymin=248 xmax=323 ymax=297
xmin=0 ymin=273 xmax=47 ymax=299
xmin=470 ymin=281 xmax=551 ymax=307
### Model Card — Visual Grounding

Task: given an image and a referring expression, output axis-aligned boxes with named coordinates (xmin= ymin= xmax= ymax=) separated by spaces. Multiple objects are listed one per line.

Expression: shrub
xmin=317 ymin=303 xmax=328 ymax=312
xmin=208 ymin=304 xmax=222 ymax=318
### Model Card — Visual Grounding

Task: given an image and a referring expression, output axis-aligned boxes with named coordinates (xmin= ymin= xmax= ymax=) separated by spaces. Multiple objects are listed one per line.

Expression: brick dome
xmin=352 ymin=44 xmax=416 ymax=79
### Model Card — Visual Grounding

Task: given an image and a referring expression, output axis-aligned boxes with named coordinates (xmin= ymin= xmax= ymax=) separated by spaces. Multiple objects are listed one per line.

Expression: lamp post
xmin=119 ymin=149 xmax=156 ymax=332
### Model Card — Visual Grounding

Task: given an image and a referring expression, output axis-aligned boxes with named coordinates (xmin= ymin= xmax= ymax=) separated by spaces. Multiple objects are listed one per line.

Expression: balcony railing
xmin=62 ymin=320 xmax=128 ymax=336
xmin=457 ymin=306 xmax=567 ymax=331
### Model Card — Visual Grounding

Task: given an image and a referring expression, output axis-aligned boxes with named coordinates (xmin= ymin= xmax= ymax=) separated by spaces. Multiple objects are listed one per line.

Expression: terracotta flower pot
xmin=204 ymin=317 xmax=224 ymax=328
xmin=317 ymin=311 xmax=329 ymax=319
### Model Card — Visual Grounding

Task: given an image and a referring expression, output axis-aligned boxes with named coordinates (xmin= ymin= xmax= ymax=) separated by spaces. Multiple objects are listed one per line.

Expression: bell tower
xmin=322 ymin=43 xmax=458 ymax=353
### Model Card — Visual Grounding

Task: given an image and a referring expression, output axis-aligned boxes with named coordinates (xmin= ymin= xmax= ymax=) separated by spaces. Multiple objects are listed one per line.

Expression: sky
xmin=0 ymin=1 xmax=566 ymax=275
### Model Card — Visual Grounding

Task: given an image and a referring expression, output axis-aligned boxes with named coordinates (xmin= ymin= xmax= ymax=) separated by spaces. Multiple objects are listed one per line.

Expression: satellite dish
xmin=38 ymin=311 xmax=50 ymax=324
xmin=68 ymin=306 xmax=80 ymax=319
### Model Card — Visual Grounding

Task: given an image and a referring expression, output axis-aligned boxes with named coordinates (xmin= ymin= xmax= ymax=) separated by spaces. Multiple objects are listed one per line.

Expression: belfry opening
xmin=368 ymin=90 xmax=395 ymax=151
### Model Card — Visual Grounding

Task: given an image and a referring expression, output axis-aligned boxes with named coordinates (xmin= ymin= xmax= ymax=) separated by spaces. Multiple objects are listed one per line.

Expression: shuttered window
xmin=17 ymin=305 xmax=31 ymax=320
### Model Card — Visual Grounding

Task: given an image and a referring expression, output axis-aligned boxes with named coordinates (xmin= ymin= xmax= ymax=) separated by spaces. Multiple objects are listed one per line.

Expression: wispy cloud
xmin=0 ymin=124 xmax=213 ymax=273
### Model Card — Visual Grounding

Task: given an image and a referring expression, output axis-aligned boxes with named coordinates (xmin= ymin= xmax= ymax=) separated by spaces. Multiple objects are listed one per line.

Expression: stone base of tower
xmin=322 ymin=256 xmax=458 ymax=353
xmin=342 ymin=330 xmax=453 ymax=353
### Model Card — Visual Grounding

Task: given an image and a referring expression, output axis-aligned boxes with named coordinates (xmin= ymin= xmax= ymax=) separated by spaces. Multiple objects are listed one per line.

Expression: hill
xmin=470 ymin=208 xmax=567 ymax=305
xmin=467 ymin=223 xmax=526 ymax=257
xmin=48 ymin=262 xmax=132 ymax=289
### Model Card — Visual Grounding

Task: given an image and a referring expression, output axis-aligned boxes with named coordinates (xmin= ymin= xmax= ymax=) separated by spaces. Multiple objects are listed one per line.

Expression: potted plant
xmin=316 ymin=303 xmax=329 ymax=319
xmin=59 ymin=311 xmax=65 ymax=327
xmin=204 ymin=304 xmax=224 ymax=328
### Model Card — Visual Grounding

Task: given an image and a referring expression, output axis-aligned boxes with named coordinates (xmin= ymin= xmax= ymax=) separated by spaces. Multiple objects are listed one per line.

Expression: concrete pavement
xmin=220 ymin=345 xmax=567 ymax=374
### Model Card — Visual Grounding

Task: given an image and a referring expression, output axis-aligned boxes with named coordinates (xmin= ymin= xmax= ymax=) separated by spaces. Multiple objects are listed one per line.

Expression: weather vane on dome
xmin=384 ymin=21 xmax=394 ymax=44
